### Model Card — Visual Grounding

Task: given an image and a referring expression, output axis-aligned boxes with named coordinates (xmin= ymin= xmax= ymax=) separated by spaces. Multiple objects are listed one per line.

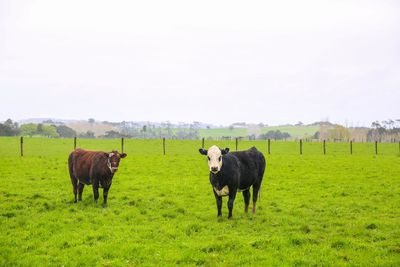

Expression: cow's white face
xmin=207 ymin=145 xmax=223 ymax=173
xmin=199 ymin=145 xmax=229 ymax=174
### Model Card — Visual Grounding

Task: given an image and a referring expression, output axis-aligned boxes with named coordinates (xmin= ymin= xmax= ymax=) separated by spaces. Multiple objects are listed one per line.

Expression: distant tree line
xmin=116 ymin=124 xmax=200 ymax=140
xmin=316 ymin=125 xmax=351 ymax=141
xmin=0 ymin=119 xmax=201 ymax=140
xmin=0 ymin=119 xmax=20 ymax=136
xmin=0 ymin=119 xmax=77 ymax=138
xmin=367 ymin=120 xmax=400 ymax=142
xmin=2 ymin=118 xmax=399 ymax=141
xmin=316 ymin=119 xmax=400 ymax=142
xmin=22 ymin=123 xmax=78 ymax=138
xmin=258 ymin=130 xmax=291 ymax=140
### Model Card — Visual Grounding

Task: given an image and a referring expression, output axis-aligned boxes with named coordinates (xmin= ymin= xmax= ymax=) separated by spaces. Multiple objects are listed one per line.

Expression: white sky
xmin=1 ymin=0 xmax=399 ymax=126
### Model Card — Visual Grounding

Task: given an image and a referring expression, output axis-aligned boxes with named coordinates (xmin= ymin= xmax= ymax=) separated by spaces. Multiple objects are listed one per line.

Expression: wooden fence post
xmin=121 ymin=137 xmax=124 ymax=153
xmin=375 ymin=141 xmax=378 ymax=155
xmin=74 ymin=136 xmax=77 ymax=150
xmin=163 ymin=138 xmax=166 ymax=155
xmin=350 ymin=140 xmax=353 ymax=155
xmin=202 ymin=138 xmax=205 ymax=149
xmin=20 ymin=136 xmax=24 ymax=157
xmin=323 ymin=140 xmax=326 ymax=155
xmin=300 ymin=139 xmax=303 ymax=155
xmin=235 ymin=138 xmax=238 ymax=151
xmin=268 ymin=139 xmax=270 ymax=155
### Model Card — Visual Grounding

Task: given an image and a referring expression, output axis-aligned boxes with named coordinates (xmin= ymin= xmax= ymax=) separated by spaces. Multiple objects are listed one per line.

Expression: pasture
xmin=0 ymin=137 xmax=399 ymax=266
xmin=198 ymin=125 xmax=319 ymax=139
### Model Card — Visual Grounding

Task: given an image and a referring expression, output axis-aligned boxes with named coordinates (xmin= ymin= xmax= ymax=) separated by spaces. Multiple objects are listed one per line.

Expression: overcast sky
xmin=1 ymin=0 xmax=399 ymax=126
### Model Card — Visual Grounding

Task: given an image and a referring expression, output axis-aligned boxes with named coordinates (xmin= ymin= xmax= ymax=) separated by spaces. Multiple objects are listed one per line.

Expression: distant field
xmin=0 ymin=137 xmax=399 ymax=266
xmin=199 ymin=128 xmax=248 ymax=138
xmin=199 ymin=125 xmax=320 ymax=139
xmin=260 ymin=125 xmax=320 ymax=138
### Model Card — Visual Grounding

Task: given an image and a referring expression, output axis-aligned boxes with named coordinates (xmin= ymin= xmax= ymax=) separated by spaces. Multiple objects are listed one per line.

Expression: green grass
xmin=0 ymin=137 xmax=399 ymax=266
xmin=260 ymin=125 xmax=319 ymax=138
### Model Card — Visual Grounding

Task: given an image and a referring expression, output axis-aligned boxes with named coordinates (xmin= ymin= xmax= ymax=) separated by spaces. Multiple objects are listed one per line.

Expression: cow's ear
xmin=103 ymin=152 xmax=110 ymax=158
xmin=221 ymin=148 xmax=229 ymax=155
xmin=199 ymin=148 xmax=208 ymax=155
xmin=120 ymin=153 xmax=127 ymax=158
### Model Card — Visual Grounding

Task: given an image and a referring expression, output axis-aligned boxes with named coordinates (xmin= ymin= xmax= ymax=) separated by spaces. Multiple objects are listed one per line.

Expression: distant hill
xmin=199 ymin=128 xmax=248 ymax=139
xmin=18 ymin=118 xmax=80 ymax=125
xmin=307 ymin=121 xmax=338 ymax=127
xmin=14 ymin=118 xmax=338 ymax=138
xmin=67 ymin=121 xmax=117 ymax=137
xmin=259 ymin=125 xmax=319 ymax=138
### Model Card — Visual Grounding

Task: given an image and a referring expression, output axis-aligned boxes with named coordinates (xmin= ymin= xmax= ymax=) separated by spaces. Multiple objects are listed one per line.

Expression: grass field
xmin=199 ymin=128 xmax=248 ymax=139
xmin=259 ymin=125 xmax=320 ymax=138
xmin=0 ymin=137 xmax=399 ymax=266
xmin=199 ymin=125 xmax=319 ymax=139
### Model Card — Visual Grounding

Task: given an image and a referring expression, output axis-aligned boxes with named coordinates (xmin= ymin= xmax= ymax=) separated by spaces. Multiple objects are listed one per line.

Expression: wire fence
xmin=1 ymin=136 xmax=399 ymax=157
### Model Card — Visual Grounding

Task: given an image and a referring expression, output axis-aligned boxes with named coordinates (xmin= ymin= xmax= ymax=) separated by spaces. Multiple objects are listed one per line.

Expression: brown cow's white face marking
xmin=207 ymin=145 xmax=223 ymax=174
xmin=106 ymin=151 xmax=127 ymax=174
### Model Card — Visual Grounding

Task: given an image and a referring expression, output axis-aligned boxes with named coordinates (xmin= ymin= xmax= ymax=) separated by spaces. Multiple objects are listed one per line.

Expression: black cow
xmin=68 ymin=149 xmax=127 ymax=206
xmin=199 ymin=145 xmax=266 ymax=218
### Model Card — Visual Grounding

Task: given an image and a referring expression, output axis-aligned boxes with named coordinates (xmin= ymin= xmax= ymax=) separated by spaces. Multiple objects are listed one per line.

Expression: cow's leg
xmin=227 ymin=191 xmax=237 ymax=219
xmin=252 ymin=182 xmax=261 ymax=213
xmin=102 ymin=186 xmax=110 ymax=207
xmin=242 ymin=190 xmax=250 ymax=213
xmin=77 ymin=182 xmax=85 ymax=201
xmin=213 ymin=189 xmax=222 ymax=217
xmin=70 ymin=176 xmax=78 ymax=203
xmin=92 ymin=180 xmax=99 ymax=203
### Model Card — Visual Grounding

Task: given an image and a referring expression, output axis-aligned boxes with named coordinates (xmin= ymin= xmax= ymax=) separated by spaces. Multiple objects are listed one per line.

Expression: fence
xmin=6 ymin=137 xmax=400 ymax=157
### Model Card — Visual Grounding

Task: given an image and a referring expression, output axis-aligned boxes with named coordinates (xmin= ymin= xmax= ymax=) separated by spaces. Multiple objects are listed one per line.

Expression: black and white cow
xmin=199 ymin=145 xmax=266 ymax=218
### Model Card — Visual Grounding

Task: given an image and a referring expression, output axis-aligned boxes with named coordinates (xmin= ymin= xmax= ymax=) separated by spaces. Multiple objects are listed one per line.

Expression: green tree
xmin=79 ymin=131 xmax=95 ymax=138
xmin=312 ymin=131 xmax=320 ymax=140
xmin=0 ymin=119 xmax=20 ymax=136
xmin=259 ymin=130 xmax=291 ymax=140
xmin=4 ymin=119 xmax=13 ymax=126
xmin=20 ymin=124 xmax=38 ymax=137
xmin=37 ymin=124 xmax=44 ymax=134
xmin=55 ymin=125 xmax=77 ymax=138
xmin=42 ymin=125 xmax=58 ymax=137
xmin=103 ymin=130 xmax=122 ymax=138
xmin=328 ymin=126 xmax=350 ymax=141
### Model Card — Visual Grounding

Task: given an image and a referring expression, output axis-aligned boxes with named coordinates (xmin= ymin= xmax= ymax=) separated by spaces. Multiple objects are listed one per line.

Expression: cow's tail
xmin=257 ymin=151 xmax=266 ymax=200
xmin=68 ymin=152 xmax=77 ymax=185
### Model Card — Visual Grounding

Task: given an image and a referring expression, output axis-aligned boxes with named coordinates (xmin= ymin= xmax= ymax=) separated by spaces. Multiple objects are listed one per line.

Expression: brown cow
xmin=68 ymin=149 xmax=127 ymax=206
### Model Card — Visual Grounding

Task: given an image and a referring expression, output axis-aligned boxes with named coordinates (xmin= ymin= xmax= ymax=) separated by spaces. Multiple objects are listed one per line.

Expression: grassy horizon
xmin=199 ymin=125 xmax=320 ymax=139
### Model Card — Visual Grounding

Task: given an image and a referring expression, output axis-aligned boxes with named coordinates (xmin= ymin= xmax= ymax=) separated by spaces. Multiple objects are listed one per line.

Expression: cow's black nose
xmin=211 ymin=167 xmax=218 ymax=172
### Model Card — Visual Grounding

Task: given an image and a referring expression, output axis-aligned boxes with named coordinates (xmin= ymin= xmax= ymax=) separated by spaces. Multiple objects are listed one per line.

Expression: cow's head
xmin=105 ymin=150 xmax=127 ymax=173
xmin=198 ymin=145 xmax=229 ymax=174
